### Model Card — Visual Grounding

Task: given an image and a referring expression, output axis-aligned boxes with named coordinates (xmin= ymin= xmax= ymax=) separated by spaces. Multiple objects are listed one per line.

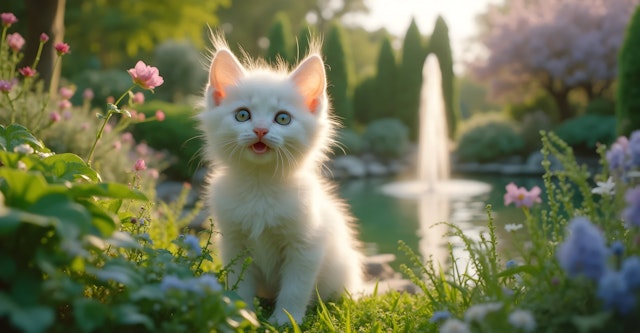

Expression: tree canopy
xmin=469 ymin=0 xmax=639 ymax=121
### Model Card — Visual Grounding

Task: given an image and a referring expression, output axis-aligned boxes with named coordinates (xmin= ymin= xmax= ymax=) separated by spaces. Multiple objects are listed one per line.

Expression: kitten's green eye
xmin=235 ymin=108 xmax=251 ymax=122
xmin=274 ymin=111 xmax=291 ymax=125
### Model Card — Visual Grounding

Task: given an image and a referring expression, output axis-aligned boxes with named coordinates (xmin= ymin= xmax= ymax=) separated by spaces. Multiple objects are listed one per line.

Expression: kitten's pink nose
xmin=253 ymin=127 xmax=268 ymax=140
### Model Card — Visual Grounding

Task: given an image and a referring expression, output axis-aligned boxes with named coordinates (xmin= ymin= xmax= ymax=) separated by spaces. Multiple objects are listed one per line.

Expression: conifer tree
xmin=398 ymin=18 xmax=427 ymax=139
xmin=372 ymin=35 xmax=397 ymax=121
xmin=324 ymin=23 xmax=354 ymax=127
xmin=353 ymin=76 xmax=375 ymax=125
xmin=616 ymin=6 xmax=640 ymax=136
xmin=294 ymin=25 xmax=316 ymax=60
xmin=266 ymin=12 xmax=293 ymax=64
xmin=427 ymin=16 xmax=458 ymax=138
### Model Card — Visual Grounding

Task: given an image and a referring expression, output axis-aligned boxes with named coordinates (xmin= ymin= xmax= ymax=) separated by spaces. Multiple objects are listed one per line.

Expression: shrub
xmin=152 ymin=40 xmax=207 ymax=103
xmin=586 ymin=97 xmax=615 ymax=116
xmin=333 ymin=128 xmax=364 ymax=156
xmin=521 ymin=109 xmax=553 ymax=154
xmin=363 ymin=118 xmax=409 ymax=159
xmin=616 ymin=5 xmax=640 ymax=136
xmin=131 ymin=101 xmax=203 ymax=181
xmin=456 ymin=112 xmax=524 ymax=162
xmin=553 ymin=114 xmax=616 ymax=154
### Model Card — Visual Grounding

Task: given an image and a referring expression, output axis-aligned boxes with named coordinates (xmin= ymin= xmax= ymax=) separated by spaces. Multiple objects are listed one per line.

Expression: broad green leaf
xmin=73 ymin=299 xmax=107 ymax=332
xmin=0 ymin=124 xmax=48 ymax=153
xmin=0 ymin=169 xmax=62 ymax=208
xmin=0 ymin=206 xmax=56 ymax=235
xmin=9 ymin=305 xmax=55 ymax=333
xmin=69 ymin=182 xmax=147 ymax=201
xmin=29 ymin=193 xmax=93 ymax=238
xmin=113 ymin=304 xmax=154 ymax=329
xmin=78 ymin=199 xmax=117 ymax=236
xmin=34 ymin=153 xmax=101 ymax=183
xmin=90 ymin=261 xmax=144 ymax=287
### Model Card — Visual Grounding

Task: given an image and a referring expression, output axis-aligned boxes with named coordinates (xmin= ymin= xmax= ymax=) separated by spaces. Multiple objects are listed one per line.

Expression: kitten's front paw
xmin=269 ymin=308 xmax=302 ymax=326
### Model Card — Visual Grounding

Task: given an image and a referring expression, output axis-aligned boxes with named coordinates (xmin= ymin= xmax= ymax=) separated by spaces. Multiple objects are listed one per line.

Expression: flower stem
xmin=86 ymin=85 xmax=134 ymax=167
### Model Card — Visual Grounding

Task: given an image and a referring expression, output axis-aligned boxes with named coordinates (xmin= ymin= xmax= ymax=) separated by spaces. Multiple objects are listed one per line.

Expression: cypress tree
xmin=427 ymin=16 xmax=459 ymax=138
xmin=616 ymin=6 xmax=640 ymax=136
xmin=294 ymin=25 xmax=316 ymax=60
xmin=372 ymin=35 xmax=398 ymax=121
xmin=353 ymin=76 xmax=375 ymax=125
xmin=398 ymin=18 xmax=427 ymax=140
xmin=323 ymin=23 xmax=354 ymax=127
xmin=266 ymin=12 xmax=293 ymax=64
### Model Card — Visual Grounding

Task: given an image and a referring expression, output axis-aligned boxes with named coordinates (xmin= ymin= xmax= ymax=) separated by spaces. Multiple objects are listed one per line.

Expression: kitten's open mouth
xmin=251 ymin=142 xmax=270 ymax=154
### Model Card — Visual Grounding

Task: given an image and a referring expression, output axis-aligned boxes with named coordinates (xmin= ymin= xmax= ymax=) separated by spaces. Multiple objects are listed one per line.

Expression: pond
xmin=338 ymin=174 xmax=545 ymax=270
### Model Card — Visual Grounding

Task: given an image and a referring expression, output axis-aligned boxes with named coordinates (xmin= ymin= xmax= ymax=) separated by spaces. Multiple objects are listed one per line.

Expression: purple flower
xmin=557 ymin=217 xmax=608 ymax=281
xmin=628 ymin=131 xmax=640 ymax=169
xmin=607 ymin=136 xmax=629 ymax=172
xmin=623 ymin=186 xmax=640 ymax=227
xmin=611 ymin=241 xmax=625 ymax=257
xmin=597 ymin=270 xmax=636 ymax=315
xmin=160 ymin=275 xmax=186 ymax=291
xmin=0 ymin=79 xmax=16 ymax=93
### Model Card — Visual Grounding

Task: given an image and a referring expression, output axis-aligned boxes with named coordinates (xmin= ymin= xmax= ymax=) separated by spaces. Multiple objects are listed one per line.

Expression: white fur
xmin=198 ymin=37 xmax=363 ymax=325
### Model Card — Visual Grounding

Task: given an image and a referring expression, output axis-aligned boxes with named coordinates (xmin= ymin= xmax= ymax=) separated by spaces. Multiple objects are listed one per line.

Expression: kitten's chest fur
xmin=208 ymin=171 xmax=310 ymax=239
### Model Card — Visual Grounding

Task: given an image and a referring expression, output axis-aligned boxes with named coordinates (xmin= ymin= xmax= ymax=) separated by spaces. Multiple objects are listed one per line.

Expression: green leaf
xmin=112 ymin=304 xmax=154 ymax=329
xmin=29 ymin=193 xmax=93 ymax=238
xmin=0 ymin=206 xmax=56 ymax=235
xmin=0 ymin=124 xmax=48 ymax=153
xmin=68 ymin=182 xmax=147 ymax=201
xmin=0 ymin=294 xmax=54 ymax=333
xmin=33 ymin=153 xmax=101 ymax=183
xmin=0 ymin=168 xmax=61 ymax=207
xmin=77 ymin=200 xmax=117 ymax=236
xmin=90 ymin=261 xmax=144 ymax=287
xmin=73 ymin=299 xmax=107 ymax=332
xmin=497 ymin=264 xmax=538 ymax=278
xmin=572 ymin=312 xmax=612 ymax=333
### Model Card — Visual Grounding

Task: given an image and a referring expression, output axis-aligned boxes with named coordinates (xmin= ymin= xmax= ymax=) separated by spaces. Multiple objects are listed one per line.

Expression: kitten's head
xmin=198 ymin=36 xmax=335 ymax=175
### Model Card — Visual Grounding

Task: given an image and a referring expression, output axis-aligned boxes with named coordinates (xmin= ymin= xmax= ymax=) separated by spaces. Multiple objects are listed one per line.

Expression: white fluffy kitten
xmin=198 ymin=36 xmax=363 ymax=325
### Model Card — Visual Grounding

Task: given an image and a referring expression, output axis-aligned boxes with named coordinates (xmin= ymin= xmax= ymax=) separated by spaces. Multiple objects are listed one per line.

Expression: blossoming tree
xmin=469 ymin=0 xmax=640 ymax=121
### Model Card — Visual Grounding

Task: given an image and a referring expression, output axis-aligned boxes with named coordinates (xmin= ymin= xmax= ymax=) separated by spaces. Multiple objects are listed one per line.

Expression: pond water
xmin=338 ymin=174 xmax=545 ymax=269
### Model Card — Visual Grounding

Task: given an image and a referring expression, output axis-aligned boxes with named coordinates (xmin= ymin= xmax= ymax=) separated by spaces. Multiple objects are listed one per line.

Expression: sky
xmin=347 ymin=0 xmax=504 ymax=72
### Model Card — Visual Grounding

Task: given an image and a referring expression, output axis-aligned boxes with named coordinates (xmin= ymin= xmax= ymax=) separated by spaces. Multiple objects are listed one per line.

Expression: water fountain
xmin=380 ymin=54 xmax=490 ymax=267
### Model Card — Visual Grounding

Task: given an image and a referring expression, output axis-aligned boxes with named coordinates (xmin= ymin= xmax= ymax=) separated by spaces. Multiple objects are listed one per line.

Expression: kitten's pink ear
xmin=209 ymin=49 xmax=245 ymax=106
xmin=290 ymin=55 xmax=326 ymax=113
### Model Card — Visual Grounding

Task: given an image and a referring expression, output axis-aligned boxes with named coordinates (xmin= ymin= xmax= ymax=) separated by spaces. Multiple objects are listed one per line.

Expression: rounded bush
xmin=333 ymin=128 xmax=365 ymax=156
xmin=554 ymin=114 xmax=616 ymax=153
xmin=71 ymin=69 xmax=132 ymax=106
xmin=456 ymin=113 xmax=524 ymax=163
xmin=153 ymin=41 xmax=207 ymax=102
xmin=363 ymin=118 xmax=409 ymax=159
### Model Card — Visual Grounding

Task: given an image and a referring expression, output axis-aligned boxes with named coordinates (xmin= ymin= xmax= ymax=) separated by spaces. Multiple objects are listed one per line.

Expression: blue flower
xmin=429 ymin=310 xmax=451 ymax=323
xmin=597 ymin=270 xmax=636 ymax=315
xmin=611 ymin=241 xmax=625 ymax=257
xmin=182 ymin=234 xmax=202 ymax=256
xmin=160 ymin=275 xmax=186 ymax=291
xmin=622 ymin=256 xmax=640 ymax=290
xmin=556 ymin=217 xmax=608 ymax=281
xmin=506 ymin=260 xmax=519 ymax=269
xmin=196 ymin=274 xmax=222 ymax=292
xmin=607 ymin=136 xmax=629 ymax=172
xmin=628 ymin=131 xmax=640 ymax=168
xmin=623 ymin=187 xmax=640 ymax=227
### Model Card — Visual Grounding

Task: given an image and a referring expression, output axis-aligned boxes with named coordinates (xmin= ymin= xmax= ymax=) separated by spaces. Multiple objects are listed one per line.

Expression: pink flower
xmin=0 ymin=79 xmax=16 ymax=93
xmin=106 ymin=96 xmax=115 ymax=104
xmin=39 ymin=33 xmax=49 ymax=43
xmin=7 ymin=33 xmax=25 ymax=52
xmin=127 ymin=60 xmax=164 ymax=90
xmin=54 ymin=42 xmax=70 ymax=55
xmin=134 ymin=159 xmax=147 ymax=171
xmin=1 ymin=13 xmax=18 ymax=27
xmin=132 ymin=92 xmax=145 ymax=104
xmin=58 ymin=99 xmax=72 ymax=110
xmin=148 ymin=168 xmax=159 ymax=179
xmin=80 ymin=122 xmax=90 ymax=131
xmin=62 ymin=110 xmax=72 ymax=120
xmin=50 ymin=112 xmax=61 ymax=123
xmin=137 ymin=113 xmax=146 ymax=121
xmin=504 ymin=182 xmax=542 ymax=208
xmin=155 ymin=110 xmax=165 ymax=122
xmin=112 ymin=141 xmax=122 ymax=150
xmin=83 ymin=88 xmax=94 ymax=100
xmin=59 ymin=87 xmax=74 ymax=99
xmin=121 ymin=132 xmax=134 ymax=143
xmin=18 ymin=66 xmax=36 ymax=77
